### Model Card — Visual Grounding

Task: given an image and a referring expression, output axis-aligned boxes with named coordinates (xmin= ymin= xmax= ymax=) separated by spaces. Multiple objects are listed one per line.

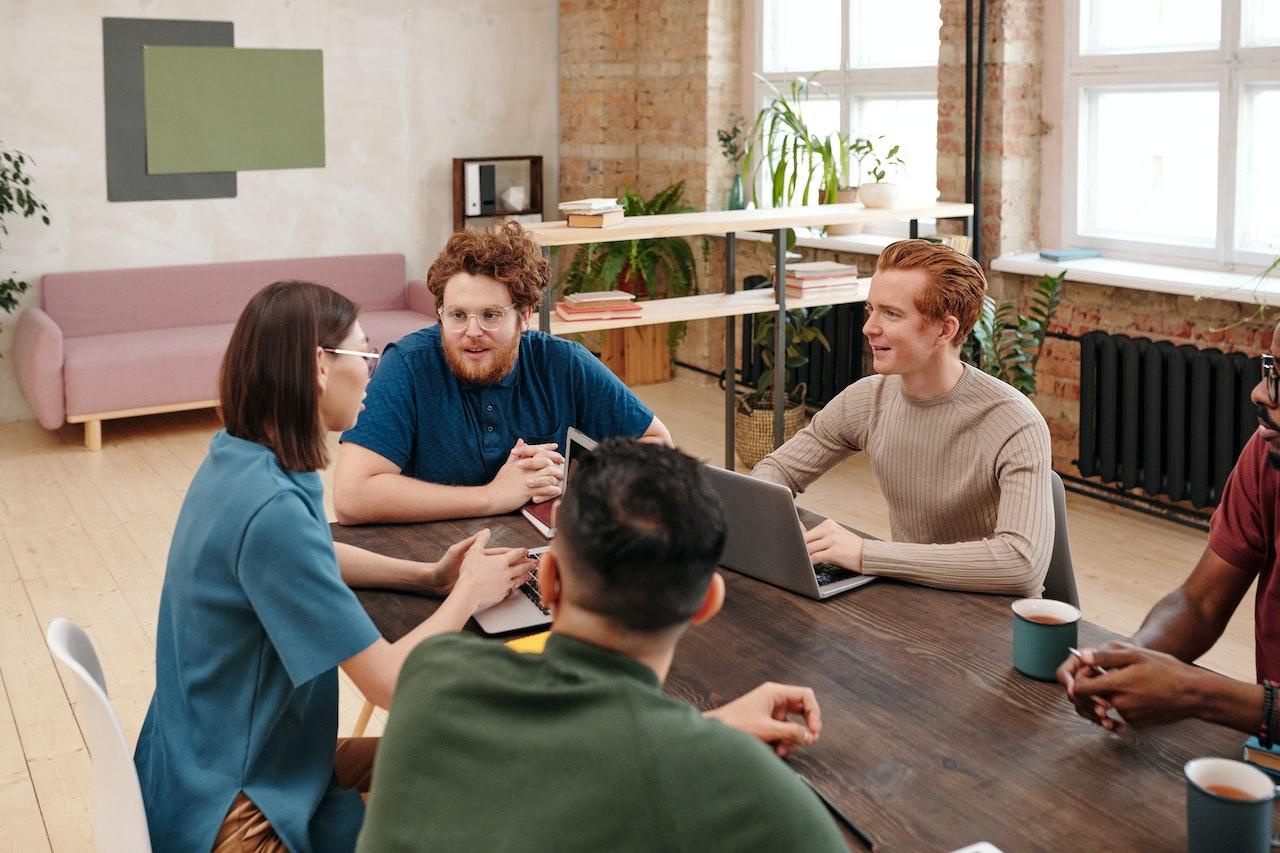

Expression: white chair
xmin=45 ymin=618 xmax=152 ymax=853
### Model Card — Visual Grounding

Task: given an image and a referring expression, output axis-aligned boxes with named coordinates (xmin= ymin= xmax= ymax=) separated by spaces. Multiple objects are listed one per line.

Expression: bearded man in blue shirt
xmin=334 ymin=222 xmax=671 ymax=524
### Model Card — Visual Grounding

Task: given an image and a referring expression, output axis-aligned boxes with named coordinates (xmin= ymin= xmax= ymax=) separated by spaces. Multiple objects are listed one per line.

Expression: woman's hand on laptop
xmin=704 ymin=682 xmax=822 ymax=758
xmin=804 ymin=520 xmax=865 ymax=572
xmin=448 ymin=529 xmax=537 ymax=609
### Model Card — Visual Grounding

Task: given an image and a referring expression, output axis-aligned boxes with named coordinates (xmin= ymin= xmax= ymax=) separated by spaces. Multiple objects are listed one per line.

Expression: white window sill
xmin=991 ymin=252 xmax=1280 ymax=308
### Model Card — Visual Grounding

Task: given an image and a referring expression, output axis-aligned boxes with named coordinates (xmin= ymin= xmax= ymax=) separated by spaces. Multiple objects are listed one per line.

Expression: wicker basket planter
xmin=734 ymin=398 xmax=807 ymax=469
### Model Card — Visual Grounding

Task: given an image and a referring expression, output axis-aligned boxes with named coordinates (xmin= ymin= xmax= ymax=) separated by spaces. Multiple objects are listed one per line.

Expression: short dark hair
xmin=555 ymin=440 xmax=727 ymax=631
xmin=219 ymin=280 xmax=357 ymax=472
xmin=426 ymin=221 xmax=550 ymax=313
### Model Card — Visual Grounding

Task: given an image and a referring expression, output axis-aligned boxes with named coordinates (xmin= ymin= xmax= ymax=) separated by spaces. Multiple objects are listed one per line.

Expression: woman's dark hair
xmin=219 ymin=280 xmax=357 ymax=472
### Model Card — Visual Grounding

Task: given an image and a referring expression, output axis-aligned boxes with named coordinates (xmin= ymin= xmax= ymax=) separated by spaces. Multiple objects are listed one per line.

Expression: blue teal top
xmin=134 ymin=431 xmax=381 ymax=853
xmin=340 ymin=326 xmax=654 ymax=483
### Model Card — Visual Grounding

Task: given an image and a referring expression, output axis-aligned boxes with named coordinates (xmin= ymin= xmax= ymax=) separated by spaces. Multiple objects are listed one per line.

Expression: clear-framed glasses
xmin=323 ymin=346 xmax=381 ymax=378
xmin=438 ymin=304 xmax=517 ymax=332
xmin=1263 ymin=354 xmax=1279 ymax=405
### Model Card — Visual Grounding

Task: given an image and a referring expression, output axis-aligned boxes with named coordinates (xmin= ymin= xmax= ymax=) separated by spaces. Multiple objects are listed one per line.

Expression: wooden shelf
xmin=526 ymin=201 xmax=973 ymax=246
xmin=548 ymin=281 xmax=869 ymax=334
xmin=452 ymin=155 xmax=543 ymax=232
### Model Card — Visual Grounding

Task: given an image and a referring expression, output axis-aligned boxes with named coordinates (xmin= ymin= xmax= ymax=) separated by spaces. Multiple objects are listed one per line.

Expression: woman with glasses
xmin=134 ymin=280 xmax=535 ymax=853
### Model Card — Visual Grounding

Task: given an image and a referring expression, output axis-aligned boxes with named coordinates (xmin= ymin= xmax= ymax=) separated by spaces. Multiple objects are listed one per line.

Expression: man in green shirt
xmin=358 ymin=440 xmax=846 ymax=852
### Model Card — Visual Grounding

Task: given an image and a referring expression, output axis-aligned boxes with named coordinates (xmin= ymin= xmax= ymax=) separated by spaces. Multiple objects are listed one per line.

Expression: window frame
xmin=749 ymin=0 xmax=940 ymax=212
xmin=1057 ymin=0 xmax=1280 ymax=270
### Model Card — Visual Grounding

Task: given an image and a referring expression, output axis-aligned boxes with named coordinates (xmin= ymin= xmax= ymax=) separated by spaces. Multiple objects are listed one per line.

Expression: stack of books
xmin=783 ymin=261 xmax=861 ymax=297
xmin=559 ymin=198 xmax=625 ymax=228
xmin=554 ymin=290 xmax=641 ymax=322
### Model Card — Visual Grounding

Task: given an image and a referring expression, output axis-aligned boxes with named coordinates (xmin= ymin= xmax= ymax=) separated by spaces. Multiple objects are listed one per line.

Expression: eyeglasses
xmin=323 ymin=346 xmax=381 ymax=378
xmin=1264 ymin=354 xmax=1278 ymax=405
xmin=438 ymin=304 xmax=517 ymax=332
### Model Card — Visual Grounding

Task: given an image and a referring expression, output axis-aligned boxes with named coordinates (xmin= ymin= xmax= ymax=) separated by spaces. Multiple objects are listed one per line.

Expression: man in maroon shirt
xmin=1057 ymin=323 xmax=1280 ymax=736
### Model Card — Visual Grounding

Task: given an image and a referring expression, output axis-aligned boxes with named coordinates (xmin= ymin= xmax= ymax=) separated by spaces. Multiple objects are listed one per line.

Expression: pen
xmin=1067 ymin=647 xmax=1127 ymax=726
xmin=797 ymin=774 xmax=876 ymax=851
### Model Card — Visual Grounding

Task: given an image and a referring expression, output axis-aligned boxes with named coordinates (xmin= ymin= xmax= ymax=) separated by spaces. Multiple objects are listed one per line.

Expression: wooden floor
xmin=0 ymin=375 xmax=1255 ymax=851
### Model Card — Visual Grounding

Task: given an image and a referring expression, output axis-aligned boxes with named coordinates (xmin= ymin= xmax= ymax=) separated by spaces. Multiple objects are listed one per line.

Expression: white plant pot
xmin=858 ymin=182 xmax=900 ymax=209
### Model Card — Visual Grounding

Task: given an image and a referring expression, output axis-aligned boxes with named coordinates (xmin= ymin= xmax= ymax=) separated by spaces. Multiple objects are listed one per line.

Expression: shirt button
xmin=486 ymin=426 xmax=494 ymax=432
xmin=486 ymin=405 xmax=494 ymax=412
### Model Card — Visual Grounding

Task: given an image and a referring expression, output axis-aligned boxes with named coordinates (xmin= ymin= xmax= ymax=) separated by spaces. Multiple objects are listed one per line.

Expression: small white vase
xmin=858 ymin=182 xmax=900 ymax=209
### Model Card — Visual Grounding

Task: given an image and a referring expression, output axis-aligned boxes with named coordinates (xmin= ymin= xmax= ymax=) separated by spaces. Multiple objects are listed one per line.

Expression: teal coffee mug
xmin=1011 ymin=598 xmax=1080 ymax=681
xmin=1185 ymin=757 xmax=1279 ymax=853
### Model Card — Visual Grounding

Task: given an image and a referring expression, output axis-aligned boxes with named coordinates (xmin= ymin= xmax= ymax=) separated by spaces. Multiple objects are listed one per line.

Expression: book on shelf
xmin=557 ymin=300 xmax=641 ymax=314
xmin=563 ymin=290 xmax=636 ymax=306
xmin=567 ymin=208 xmax=624 ymax=228
xmin=521 ymin=500 xmax=555 ymax=539
xmin=1243 ymin=736 xmax=1280 ymax=778
xmin=479 ymin=164 xmax=496 ymax=215
xmin=785 ymin=260 xmax=859 ymax=278
xmin=558 ymin=197 xmax=620 ymax=212
xmin=1039 ymin=247 xmax=1100 ymax=262
xmin=785 ymin=274 xmax=862 ymax=289
xmin=554 ymin=302 xmax=643 ymax=322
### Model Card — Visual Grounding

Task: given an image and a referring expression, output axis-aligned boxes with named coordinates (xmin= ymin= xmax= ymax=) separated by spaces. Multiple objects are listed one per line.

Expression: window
xmin=754 ymin=0 xmax=941 ymax=211
xmin=1061 ymin=0 xmax=1280 ymax=267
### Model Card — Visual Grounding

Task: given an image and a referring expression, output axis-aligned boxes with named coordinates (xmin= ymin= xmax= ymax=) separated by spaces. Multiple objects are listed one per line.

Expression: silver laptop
xmin=702 ymin=465 xmax=876 ymax=599
xmin=474 ymin=428 xmax=598 ymax=634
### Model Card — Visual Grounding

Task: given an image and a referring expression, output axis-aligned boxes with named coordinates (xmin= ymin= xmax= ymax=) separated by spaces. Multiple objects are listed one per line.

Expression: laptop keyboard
xmin=813 ymin=563 xmax=858 ymax=588
xmin=521 ymin=576 xmax=550 ymax=615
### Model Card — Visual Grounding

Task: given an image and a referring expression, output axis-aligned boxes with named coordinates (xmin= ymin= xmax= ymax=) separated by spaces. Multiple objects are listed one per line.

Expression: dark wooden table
xmin=333 ymin=514 xmax=1244 ymax=852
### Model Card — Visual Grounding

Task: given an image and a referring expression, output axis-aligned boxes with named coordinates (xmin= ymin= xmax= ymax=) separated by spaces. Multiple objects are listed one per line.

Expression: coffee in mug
xmin=1010 ymin=598 xmax=1081 ymax=681
xmin=1185 ymin=757 xmax=1278 ymax=853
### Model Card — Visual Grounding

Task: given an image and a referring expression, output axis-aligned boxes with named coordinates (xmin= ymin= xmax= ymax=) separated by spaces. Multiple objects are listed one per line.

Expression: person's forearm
xmin=1191 ymin=669 xmax=1264 ymax=734
xmin=1132 ymin=590 xmax=1220 ymax=662
xmin=335 ymin=471 xmax=497 ymax=524
xmin=386 ymin=584 xmax=481 ymax=669
xmin=334 ymin=542 xmax=436 ymax=594
xmin=860 ymin=536 xmax=1046 ymax=597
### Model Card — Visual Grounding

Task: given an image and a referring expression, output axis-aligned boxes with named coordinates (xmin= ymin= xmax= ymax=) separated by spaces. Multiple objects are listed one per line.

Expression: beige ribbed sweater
xmin=753 ymin=363 xmax=1054 ymax=597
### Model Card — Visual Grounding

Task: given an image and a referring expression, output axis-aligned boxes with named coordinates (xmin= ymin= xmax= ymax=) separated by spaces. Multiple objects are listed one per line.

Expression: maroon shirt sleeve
xmin=1209 ymin=432 xmax=1271 ymax=575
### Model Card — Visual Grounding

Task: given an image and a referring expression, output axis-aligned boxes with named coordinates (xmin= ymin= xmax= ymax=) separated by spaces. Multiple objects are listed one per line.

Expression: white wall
xmin=0 ymin=0 xmax=559 ymax=421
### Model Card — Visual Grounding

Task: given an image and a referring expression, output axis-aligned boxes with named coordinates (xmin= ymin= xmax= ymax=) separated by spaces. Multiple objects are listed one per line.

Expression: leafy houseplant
xmin=556 ymin=180 xmax=699 ymax=356
xmin=717 ymin=112 xmax=747 ymax=210
xmin=735 ymin=297 xmax=833 ymax=467
xmin=962 ymin=270 xmax=1066 ymax=396
xmin=856 ymin=137 xmax=906 ymax=209
xmin=0 ymin=145 xmax=52 ymax=330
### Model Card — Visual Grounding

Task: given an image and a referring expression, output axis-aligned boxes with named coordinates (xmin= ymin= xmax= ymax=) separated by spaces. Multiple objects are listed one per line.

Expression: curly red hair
xmin=427 ymin=222 xmax=550 ymax=312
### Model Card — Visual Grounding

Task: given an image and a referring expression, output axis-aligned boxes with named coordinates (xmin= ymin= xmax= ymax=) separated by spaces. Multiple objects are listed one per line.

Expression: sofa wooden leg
xmin=84 ymin=420 xmax=102 ymax=451
xmin=352 ymin=699 xmax=374 ymax=737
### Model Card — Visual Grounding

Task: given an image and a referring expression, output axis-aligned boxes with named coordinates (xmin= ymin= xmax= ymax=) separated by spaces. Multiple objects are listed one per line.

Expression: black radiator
xmin=739 ymin=278 xmax=865 ymax=409
xmin=1077 ymin=331 xmax=1259 ymax=508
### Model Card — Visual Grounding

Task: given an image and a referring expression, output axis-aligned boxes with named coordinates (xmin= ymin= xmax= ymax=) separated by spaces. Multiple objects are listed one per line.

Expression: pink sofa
xmin=12 ymin=253 xmax=436 ymax=450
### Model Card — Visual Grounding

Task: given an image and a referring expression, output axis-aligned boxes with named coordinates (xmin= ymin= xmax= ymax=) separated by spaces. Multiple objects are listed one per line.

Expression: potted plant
xmin=735 ymin=300 xmax=832 ymax=468
xmin=0 ymin=144 xmax=51 ymax=332
xmin=962 ymin=270 xmax=1066 ymax=396
xmin=717 ymin=112 xmax=747 ymax=210
xmin=824 ymin=134 xmax=874 ymax=236
xmin=857 ymin=137 xmax=906 ymax=209
xmin=557 ymin=180 xmax=699 ymax=383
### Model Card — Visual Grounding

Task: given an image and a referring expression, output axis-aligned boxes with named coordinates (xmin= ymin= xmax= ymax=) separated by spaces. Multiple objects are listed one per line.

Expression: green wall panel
xmin=143 ymin=46 xmax=325 ymax=174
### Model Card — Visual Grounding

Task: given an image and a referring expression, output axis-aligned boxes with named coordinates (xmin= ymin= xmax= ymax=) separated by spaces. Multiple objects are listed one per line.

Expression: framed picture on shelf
xmin=452 ymin=155 xmax=543 ymax=231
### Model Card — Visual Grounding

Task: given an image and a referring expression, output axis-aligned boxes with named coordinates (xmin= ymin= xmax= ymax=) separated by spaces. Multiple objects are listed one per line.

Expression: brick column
xmin=937 ymin=0 xmax=1043 ymax=285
